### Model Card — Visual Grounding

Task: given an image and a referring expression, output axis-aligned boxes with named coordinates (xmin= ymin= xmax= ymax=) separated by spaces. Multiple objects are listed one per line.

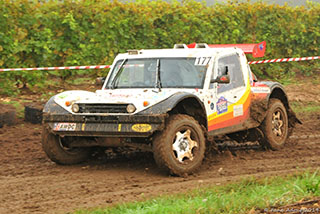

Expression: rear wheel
xmin=41 ymin=127 xmax=91 ymax=164
xmin=152 ymin=114 xmax=205 ymax=176
xmin=260 ymin=99 xmax=289 ymax=150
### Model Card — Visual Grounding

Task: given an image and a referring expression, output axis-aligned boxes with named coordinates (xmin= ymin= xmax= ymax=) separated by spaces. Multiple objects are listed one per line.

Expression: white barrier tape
xmin=0 ymin=65 xmax=110 ymax=72
xmin=1 ymin=56 xmax=319 ymax=72
xmin=248 ymin=56 xmax=320 ymax=64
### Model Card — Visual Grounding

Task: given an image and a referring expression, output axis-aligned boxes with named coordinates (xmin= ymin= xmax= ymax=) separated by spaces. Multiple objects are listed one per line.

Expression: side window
xmin=217 ymin=54 xmax=245 ymax=93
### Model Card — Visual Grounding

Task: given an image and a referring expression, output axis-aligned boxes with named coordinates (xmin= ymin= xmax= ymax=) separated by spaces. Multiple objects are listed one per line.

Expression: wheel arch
xmin=168 ymin=96 xmax=208 ymax=131
xmin=268 ymin=86 xmax=289 ymax=109
xmin=139 ymin=92 xmax=208 ymax=130
xmin=268 ymin=85 xmax=301 ymax=128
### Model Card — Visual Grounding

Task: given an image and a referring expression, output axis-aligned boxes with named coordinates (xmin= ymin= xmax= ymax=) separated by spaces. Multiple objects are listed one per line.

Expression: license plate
xmin=53 ymin=123 xmax=76 ymax=131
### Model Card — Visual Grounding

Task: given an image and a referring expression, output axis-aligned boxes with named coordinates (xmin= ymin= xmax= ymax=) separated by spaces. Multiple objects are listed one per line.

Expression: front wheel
xmin=41 ymin=127 xmax=92 ymax=164
xmin=152 ymin=114 xmax=205 ymax=176
xmin=260 ymin=99 xmax=289 ymax=150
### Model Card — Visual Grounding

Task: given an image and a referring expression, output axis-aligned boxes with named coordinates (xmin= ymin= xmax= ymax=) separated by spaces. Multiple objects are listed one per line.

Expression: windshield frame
xmin=105 ymin=57 xmax=208 ymax=89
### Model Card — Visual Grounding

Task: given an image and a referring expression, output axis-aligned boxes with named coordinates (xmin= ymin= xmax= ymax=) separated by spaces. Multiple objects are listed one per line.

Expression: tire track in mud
xmin=0 ymin=118 xmax=320 ymax=214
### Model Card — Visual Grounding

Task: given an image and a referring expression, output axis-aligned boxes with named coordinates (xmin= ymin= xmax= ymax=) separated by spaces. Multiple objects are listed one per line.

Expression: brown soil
xmin=0 ymin=83 xmax=320 ymax=214
xmin=0 ymin=103 xmax=16 ymax=114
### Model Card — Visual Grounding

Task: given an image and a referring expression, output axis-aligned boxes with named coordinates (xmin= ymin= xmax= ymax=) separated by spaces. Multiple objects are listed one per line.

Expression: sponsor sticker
xmin=131 ymin=124 xmax=152 ymax=132
xmin=259 ymin=43 xmax=264 ymax=50
xmin=233 ymin=104 xmax=243 ymax=117
xmin=53 ymin=123 xmax=76 ymax=131
xmin=251 ymin=87 xmax=270 ymax=94
xmin=216 ymin=97 xmax=228 ymax=115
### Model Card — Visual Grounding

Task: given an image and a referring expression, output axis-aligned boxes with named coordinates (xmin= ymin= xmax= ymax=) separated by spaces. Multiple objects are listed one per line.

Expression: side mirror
xmin=210 ymin=75 xmax=230 ymax=84
xmin=96 ymin=77 xmax=106 ymax=86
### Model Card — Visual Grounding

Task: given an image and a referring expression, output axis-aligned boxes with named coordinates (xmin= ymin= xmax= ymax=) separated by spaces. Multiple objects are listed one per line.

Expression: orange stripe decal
xmin=207 ymin=86 xmax=251 ymax=131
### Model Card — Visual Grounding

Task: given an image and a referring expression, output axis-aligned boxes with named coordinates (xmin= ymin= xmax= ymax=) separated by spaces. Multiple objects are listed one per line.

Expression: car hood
xmin=53 ymin=88 xmax=198 ymax=114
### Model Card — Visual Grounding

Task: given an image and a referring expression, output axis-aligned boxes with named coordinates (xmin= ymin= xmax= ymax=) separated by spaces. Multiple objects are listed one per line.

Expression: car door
xmin=207 ymin=52 xmax=251 ymax=135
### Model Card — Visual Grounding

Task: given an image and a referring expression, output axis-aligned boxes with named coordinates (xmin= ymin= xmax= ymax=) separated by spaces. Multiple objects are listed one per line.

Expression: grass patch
xmin=277 ymin=76 xmax=297 ymax=86
xmin=290 ymin=101 xmax=320 ymax=114
xmin=75 ymin=170 xmax=320 ymax=214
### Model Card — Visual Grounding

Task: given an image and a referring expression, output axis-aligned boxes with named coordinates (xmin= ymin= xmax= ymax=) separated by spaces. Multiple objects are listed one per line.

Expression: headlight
xmin=71 ymin=103 xmax=80 ymax=113
xmin=126 ymin=104 xmax=136 ymax=113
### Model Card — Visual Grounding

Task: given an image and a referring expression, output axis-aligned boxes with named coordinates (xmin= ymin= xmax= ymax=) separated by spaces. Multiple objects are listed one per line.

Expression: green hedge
xmin=0 ymin=0 xmax=319 ymax=95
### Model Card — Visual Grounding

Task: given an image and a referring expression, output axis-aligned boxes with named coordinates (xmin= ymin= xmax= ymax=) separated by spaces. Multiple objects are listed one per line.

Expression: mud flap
xmin=287 ymin=108 xmax=302 ymax=136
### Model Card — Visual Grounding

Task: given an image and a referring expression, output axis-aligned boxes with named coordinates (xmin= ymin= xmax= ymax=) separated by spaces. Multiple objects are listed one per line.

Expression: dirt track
xmin=1 ymin=85 xmax=320 ymax=214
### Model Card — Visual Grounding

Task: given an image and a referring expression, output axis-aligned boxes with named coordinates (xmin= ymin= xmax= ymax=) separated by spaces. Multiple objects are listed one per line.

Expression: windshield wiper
xmin=110 ymin=59 xmax=127 ymax=89
xmin=155 ymin=59 xmax=162 ymax=92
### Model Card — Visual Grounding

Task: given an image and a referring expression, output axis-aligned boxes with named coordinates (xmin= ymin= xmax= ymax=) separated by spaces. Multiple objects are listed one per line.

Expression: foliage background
xmin=0 ymin=0 xmax=319 ymax=95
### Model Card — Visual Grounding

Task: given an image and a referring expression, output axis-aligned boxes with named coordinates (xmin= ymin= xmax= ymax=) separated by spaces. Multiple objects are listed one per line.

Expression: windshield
xmin=105 ymin=58 xmax=208 ymax=89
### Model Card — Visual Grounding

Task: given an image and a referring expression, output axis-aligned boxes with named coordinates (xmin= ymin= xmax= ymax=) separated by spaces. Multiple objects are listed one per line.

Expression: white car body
xmin=54 ymin=47 xmax=249 ymax=122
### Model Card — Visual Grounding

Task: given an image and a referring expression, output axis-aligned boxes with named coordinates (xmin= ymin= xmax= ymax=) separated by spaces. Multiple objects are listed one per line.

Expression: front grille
xmin=78 ymin=103 xmax=128 ymax=114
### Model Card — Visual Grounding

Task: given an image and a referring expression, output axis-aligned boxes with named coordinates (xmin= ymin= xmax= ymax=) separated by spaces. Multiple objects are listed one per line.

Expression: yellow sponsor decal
xmin=131 ymin=124 xmax=152 ymax=132
xmin=118 ymin=124 xmax=122 ymax=131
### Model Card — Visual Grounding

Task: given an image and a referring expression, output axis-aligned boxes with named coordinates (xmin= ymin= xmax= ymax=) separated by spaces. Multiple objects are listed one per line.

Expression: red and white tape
xmin=0 ymin=65 xmax=110 ymax=72
xmin=248 ymin=56 xmax=320 ymax=64
xmin=0 ymin=56 xmax=319 ymax=72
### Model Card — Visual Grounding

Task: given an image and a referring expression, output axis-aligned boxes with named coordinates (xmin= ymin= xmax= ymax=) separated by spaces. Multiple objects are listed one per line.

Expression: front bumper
xmin=43 ymin=113 xmax=167 ymax=137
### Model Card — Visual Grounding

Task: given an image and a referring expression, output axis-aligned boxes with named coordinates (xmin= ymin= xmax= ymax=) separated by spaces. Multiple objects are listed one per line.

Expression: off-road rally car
xmin=42 ymin=41 xmax=300 ymax=176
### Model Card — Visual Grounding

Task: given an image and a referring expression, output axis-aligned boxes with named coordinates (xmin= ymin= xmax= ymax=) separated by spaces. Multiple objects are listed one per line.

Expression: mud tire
xmin=41 ymin=126 xmax=91 ymax=165
xmin=152 ymin=114 xmax=205 ymax=176
xmin=260 ymin=99 xmax=289 ymax=150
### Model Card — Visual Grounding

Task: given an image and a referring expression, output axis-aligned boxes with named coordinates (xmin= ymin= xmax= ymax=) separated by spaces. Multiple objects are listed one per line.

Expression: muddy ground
xmin=0 ymin=83 xmax=319 ymax=214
